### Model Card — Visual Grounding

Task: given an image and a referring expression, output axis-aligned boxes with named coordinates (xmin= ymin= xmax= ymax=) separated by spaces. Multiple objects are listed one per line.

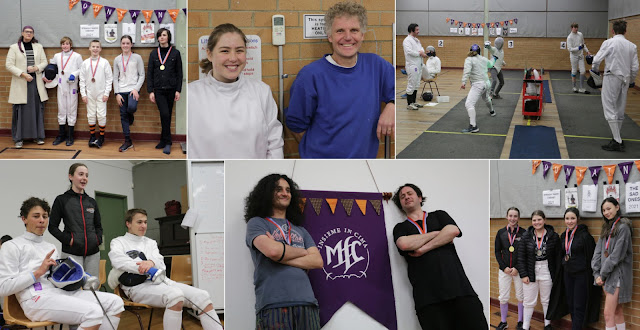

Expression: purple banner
xmin=129 ymin=9 xmax=141 ymax=23
xmin=104 ymin=6 xmax=115 ymax=21
xmin=81 ymin=0 xmax=91 ymax=15
xmin=302 ymin=190 xmax=397 ymax=330
xmin=564 ymin=165 xmax=575 ymax=184
xmin=542 ymin=161 xmax=552 ymax=179
xmin=618 ymin=162 xmax=634 ymax=183
xmin=155 ymin=9 xmax=166 ymax=23
xmin=182 ymin=8 xmax=187 ymax=16
xmin=589 ymin=166 xmax=602 ymax=185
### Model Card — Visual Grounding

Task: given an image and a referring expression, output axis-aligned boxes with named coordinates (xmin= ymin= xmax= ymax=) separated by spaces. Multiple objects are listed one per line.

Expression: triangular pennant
xmin=92 ymin=4 xmax=103 ymax=18
xmin=510 ymin=20 xmax=514 ymax=25
xmin=552 ymin=163 xmax=562 ymax=182
xmin=141 ymin=10 xmax=153 ymax=23
xmin=355 ymin=199 xmax=367 ymax=216
xmin=575 ymin=166 xmax=587 ymax=185
xmin=370 ymin=200 xmax=381 ymax=216
xmin=446 ymin=18 xmax=450 ymax=23
xmin=155 ymin=9 xmax=166 ymax=23
xmin=69 ymin=0 xmax=80 ymax=10
xmin=514 ymin=18 xmax=518 ymax=24
xmin=326 ymin=198 xmax=338 ymax=214
xmin=116 ymin=8 xmax=127 ymax=22
xmin=635 ymin=160 xmax=640 ymax=173
xmin=167 ymin=9 xmax=180 ymax=23
xmin=81 ymin=0 xmax=91 ymax=15
xmin=182 ymin=8 xmax=187 ymax=16
xmin=341 ymin=199 xmax=354 ymax=216
xmin=542 ymin=161 xmax=552 ymax=178
xmin=532 ymin=160 xmax=541 ymax=174
xmin=617 ymin=161 xmax=634 ymax=183
xmin=104 ymin=6 xmax=115 ymax=21
xmin=603 ymin=164 xmax=616 ymax=184
xmin=310 ymin=198 xmax=323 ymax=216
xmin=129 ymin=10 xmax=141 ymax=23
xmin=589 ymin=166 xmax=601 ymax=185
xmin=481 ymin=23 xmax=485 ymax=28
xmin=300 ymin=198 xmax=307 ymax=213
xmin=564 ymin=165 xmax=575 ymax=184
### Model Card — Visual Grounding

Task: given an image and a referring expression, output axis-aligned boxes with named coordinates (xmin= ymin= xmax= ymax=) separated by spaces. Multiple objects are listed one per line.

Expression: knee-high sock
xmin=518 ymin=302 xmax=524 ymax=322
xmin=523 ymin=306 xmax=534 ymax=330
xmin=616 ymin=323 xmax=626 ymax=330
xmin=606 ymin=327 xmax=616 ymax=330
xmin=467 ymin=107 xmax=477 ymax=126
xmin=164 ymin=308 xmax=183 ymax=330
xmin=543 ymin=305 xmax=550 ymax=326
xmin=98 ymin=315 xmax=120 ymax=330
xmin=500 ymin=303 xmax=508 ymax=323
xmin=609 ymin=121 xmax=622 ymax=143
xmin=579 ymin=74 xmax=585 ymax=90
xmin=200 ymin=310 xmax=223 ymax=330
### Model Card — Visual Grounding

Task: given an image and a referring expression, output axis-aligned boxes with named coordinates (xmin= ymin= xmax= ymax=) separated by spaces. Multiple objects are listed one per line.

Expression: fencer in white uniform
xmin=0 ymin=197 xmax=123 ymax=330
xmin=487 ymin=37 xmax=507 ymax=98
xmin=108 ymin=209 xmax=223 ymax=330
xmin=403 ymin=23 xmax=426 ymax=109
xmin=50 ymin=37 xmax=83 ymax=146
xmin=79 ymin=41 xmax=112 ymax=148
xmin=422 ymin=45 xmax=441 ymax=81
xmin=567 ymin=23 xmax=591 ymax=94
xmin=591 ymin=20 xmax=639 ymax=152
xmin=461 ymin=44 xmax=496 ymax=133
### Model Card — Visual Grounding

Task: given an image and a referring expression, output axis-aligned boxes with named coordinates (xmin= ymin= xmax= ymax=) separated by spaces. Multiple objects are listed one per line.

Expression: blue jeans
xmin=118 ymin=92 xmax=138 ymax=138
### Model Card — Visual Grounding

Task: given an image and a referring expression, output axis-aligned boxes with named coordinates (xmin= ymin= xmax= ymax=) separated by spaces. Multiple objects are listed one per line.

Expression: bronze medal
xmin=508 ymin=246 xmax=514 ymax=253
xmin=160 ymin=65 xmax=165 ymax=71
xmin=536 ymin=249 xmax=542 ymax=257
xmin=91 ymin=78 xmax=95 ymax=83
xmin=564 ymin=255 xmax=570 ymax=262
xmin=61 ymin=71 xmax=64 ymax=75
xmin=604 ymin=251 xmax=609 ymax=257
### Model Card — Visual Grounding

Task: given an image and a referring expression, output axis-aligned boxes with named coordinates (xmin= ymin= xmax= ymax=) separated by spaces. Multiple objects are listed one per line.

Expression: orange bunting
xmin=575 ymin=166 xmax=587 ymax=185
xmin=552 ymin=163 xmax=563 ymax=182
xmin=532 ymin=160 xmax=541 ymax=174
xmin=167 ymin=9 xmax=180 ymax=23
xmin=635 ymin=160 xmax=640 ymax=174
xmin=116 ymin=8 xmax=127 ymax=21
xmin=446 ymin=18 xmax=450 ymax=23
xmin=142 ymin=10 xmax=153 ymax=23
xmin=481 ymin=23 xmax=485 ymax=28
xmin=93 ymin=4 xmax=103 ymax=18
xmin=603 ymin=165 xmax=616 ymax=184
xmin=326 ymin=198 xmax=338 ymax=214
xmin=510 ymin=20 xmax=514 ymax=25
xmin=299 ymin=198 xmax=307 ymax=213
xmin=69 ymin=0 xmax=80 ymax=10
xmin=355 ymin=199 xmax=367 ymax=216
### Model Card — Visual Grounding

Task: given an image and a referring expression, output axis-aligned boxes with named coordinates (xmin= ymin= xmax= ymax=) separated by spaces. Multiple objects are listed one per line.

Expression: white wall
xmin=225 ymin=160 xmax=490 ymax=330
xmin=0 ymin=160 xmax=134 ymax=252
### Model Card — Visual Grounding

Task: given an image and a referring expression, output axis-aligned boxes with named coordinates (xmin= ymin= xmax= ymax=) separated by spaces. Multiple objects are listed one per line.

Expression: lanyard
xmin=535 ymin=229 xmax=546 ymax=250
xmin=565 ymin=227 xmax=577 ymax=255
xmin=507 ymin=225 xmax=519 ymax=248
xmin=157 ymin=46 xmax=172 ymax=67
xmin=90 ymin=57 xmax=100 ymax=81
xmin=265 ymin=217 xmax=291 ymax=245
xmin=61 ymin=51 xmax=73 ymax=74
xmin=407 ymin=211 xmax=427 ymax=234
xmin=121 ymin=52 xmax=132 ymax=73
xmin=605 ymin=217 xmax=621 ymax=251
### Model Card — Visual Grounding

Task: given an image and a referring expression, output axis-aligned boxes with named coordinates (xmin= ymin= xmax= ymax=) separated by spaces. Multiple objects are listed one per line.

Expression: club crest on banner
xmin=316 ymin=227 xmax=369 ymax=280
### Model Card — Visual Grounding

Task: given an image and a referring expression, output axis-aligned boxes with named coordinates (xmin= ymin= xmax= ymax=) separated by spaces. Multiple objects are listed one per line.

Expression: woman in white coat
xmin=5 ymin=26 xmax=49 ymax=148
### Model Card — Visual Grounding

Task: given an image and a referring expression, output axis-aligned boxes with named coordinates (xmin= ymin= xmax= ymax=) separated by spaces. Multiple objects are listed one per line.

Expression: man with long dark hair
xmin=244 ymin=174 xmax=323 ymax=329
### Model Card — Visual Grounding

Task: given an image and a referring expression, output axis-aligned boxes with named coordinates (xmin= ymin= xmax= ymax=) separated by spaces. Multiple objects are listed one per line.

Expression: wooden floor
xmin=0 ymin=137 xmax=186 ymax=159
xmin=396 ymin=67 xmax=640 ymax=158
xmin=489 ymin=304 xmax=547 ymax=330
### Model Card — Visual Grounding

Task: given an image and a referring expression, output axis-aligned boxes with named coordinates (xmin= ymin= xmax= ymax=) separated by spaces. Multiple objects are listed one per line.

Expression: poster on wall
xmin=581 ymin=185 xmax=597 ymax=213
xmin=543 ymin=189 xmax=561 ymax=206
xmin=604 ymin=183 xmax=620 ymax=201
xmin=104 ymin=23 xmax=117 ymax=43
xmin=80 ymin=24 xmax=100 ymax=38
xmin=565 ymin=187 xmax=578 ymax=209
xmin=141 ymin=23 xmax=155 ymax=44
xmin=123 ymin=23 xmax=136 ymax=41
xmin=625 ymin=182 xmax=640 ymax=213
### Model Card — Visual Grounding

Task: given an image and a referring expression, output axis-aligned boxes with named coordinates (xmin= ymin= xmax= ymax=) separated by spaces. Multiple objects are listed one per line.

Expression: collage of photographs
xmin=0 ymin=0 xmax=638 ymax=329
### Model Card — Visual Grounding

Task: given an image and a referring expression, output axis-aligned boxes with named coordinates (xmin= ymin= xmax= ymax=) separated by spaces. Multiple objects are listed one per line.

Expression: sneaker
xmin=411 ymin=103 xmax=424 ymax=108
xmin=155 ymin=141 xmax=166 ymax=149
xmin=34 ymin=139 xmax=44 ymax=145
xmin=602 ymin=139 xmax=624 ymax=152
xmin=573 ymin=87 xmax=578 ymax=92
xmin=163 ymin=144 xmax=171 ymax=155
xmin=407 ymin=104 xmax=419 ymax=110
xmin=401 ymin=69 xmax=407 ymax=75
xmin=493 ymin=94 xmax=502 ymax=99
xmin=516 ymin=321 xmax=524 ymax=330
xmin=95 ymin=136 xmax=104 ymax=149
xmin=496 ymin=322 xmax=508 ymax=330
xmin=14 ymin=141 xmax=23 ymax=148
xmin=578 ymin=88 xmax=591 ymax=94
xmin=461 ymin=125 xmax=479 ymax=133
xmin=400 ymin=93 xmax=408 ymax=99
xmin=89 ymin=135 xmax=97 ymax=147
xmin=52 ymin=135 xmax=65 ymax=146
xmin=490 ymin=109 xmax=497 ymax=117
xmin=544 ymin=325 xmax=553 ymax=330
xmin=119 ymin=140 xmax=133 ymax=152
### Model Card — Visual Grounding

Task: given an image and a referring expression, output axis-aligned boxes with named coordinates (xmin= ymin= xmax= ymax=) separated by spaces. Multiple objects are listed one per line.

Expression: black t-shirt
xmin=392 ymin=210 xmax=478 ymax=310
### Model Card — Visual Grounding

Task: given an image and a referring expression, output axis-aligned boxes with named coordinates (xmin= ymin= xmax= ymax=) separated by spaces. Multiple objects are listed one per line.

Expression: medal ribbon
xmin=157 ymin=46 xmax=172 ymax=68
xmin=265 ymin=217 xmax=291 ymax=245
xmin=90 ymin=57 xmax=100 ymax=81
xmin=565 ymin=227 xmax=576 ymax=256
xmin=507 ymin=225 xmax=519 ymax=267
xmin=122 ymin=52 xmax=132 ymax=73
xmin=605 ymin=217 xmax=621 ymax=252
xmin=407 ymin=211 xmax=427 ymax=234
xmin=535 ymin=229 xmax=546 ymax=251
xmin=61 ymin=51 xmax=73 ymax=74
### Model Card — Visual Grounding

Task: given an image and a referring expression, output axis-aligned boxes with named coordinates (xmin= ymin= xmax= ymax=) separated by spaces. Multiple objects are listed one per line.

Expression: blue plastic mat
xmin=542 ymin=80 xmax=552 ymax=103
xmin=509 ymin=125 xmax=561 ymax=159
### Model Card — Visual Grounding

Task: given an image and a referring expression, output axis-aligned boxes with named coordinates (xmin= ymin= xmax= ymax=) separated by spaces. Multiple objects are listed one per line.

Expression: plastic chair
xmin=170 ymin=255 xmax=192 ymax=285
xmin=99 ymin=260 xmax=107 ymax=292
xmin=3 ymin=294 xmax=60 ymax=329
xmin=114 ymin=286 xmax=154 ymax=330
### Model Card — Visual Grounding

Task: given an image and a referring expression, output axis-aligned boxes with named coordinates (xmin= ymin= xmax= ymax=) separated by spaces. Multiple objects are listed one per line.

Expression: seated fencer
xmin=107 ymin=208 xmax=223 ymax=330
xmin=0 ymin=197 xmax=123 ymax=330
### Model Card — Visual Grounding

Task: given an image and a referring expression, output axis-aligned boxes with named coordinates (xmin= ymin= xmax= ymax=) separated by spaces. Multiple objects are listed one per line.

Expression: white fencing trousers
xmin=570 ymin=54 xmax=586 ymax=75
xmin=122 ymin=281 xmax=213 ymax=311
xmin=57 ymin=86 xmax=79 ymax=126
xmin=498 ymin=269 xmax=524 ymax=304
xmin=522 ymin=260 xmax=552 ymax=329
xmin=602 ymin=75 xmax=628 ymax=143
xmin=86 ymin=96 xmax=107 ymax=126
xmin=20 ymin=289 xmax=124 ymax=328
xmin=465 ymin=81 xmax=492 ymax=126
xmin=406 ymin=63 xmax=422 ymax=94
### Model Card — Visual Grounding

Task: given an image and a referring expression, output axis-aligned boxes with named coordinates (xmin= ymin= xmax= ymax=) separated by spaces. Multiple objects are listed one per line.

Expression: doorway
xmin=95 ymin=191 xmax=128 ymax=292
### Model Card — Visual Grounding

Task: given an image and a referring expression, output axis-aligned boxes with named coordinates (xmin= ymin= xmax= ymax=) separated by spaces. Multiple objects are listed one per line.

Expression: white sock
xmin=543 ymin=305 xmax=550 ymax=325
xmin=468 ymin=108 xmax=477 ymax=126
xmin=523 ymin=306 xmax=534 ymax=329
xmin=163 ymin=308 xmax=183 ymax=330
xmin=200 ymin=310 xmax=223 ymax=330
xmin=606 ymin=327 xmax=616 ymax=330
xmin=616 ymin=323 xmax=626 ymax=330
xmin=98 ymin=315 xmax=120 ymax=330
xmin=609 ymin=121 xmax=622 ymax=143
xmin=579 ymin=74 xmax=585 ymax=89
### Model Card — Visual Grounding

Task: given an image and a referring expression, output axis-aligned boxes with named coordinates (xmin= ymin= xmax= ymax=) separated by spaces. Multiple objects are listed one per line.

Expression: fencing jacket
xmin=52 ymin=50 xmax=83 ymax=95
xmin=79 ymin=56 xmax=113 ymax=99
xmin=592 ymin=34 xmax=639 ymax=84
xmin=567 ymin=31 xmax=589 ymax=56
xmin=108 ymin=233 xmax=172 ymax=288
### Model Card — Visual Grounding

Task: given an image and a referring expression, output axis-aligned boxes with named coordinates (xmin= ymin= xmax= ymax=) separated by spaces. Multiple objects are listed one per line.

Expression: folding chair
xmin=170 ymin=255 xmax=192 ymax=285
xmin=3 ymin=295 xmax=60 ymax=329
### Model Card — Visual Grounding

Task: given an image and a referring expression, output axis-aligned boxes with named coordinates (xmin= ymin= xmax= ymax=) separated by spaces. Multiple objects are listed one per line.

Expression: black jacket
xmin=147 ymin=46 xmax=183 ymax=93
xmin=517 ymin=224 xmax=560 ymax=282
xmin=48 ymin=189 xmax=103 ymax=256
xmin=547 ymin=224 xmax=601 ymax=323
xmin=494 ymin=225 xmax=524 ymax=271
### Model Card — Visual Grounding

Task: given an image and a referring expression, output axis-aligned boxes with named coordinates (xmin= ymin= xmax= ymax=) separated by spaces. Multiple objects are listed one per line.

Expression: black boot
xmin=89 ymin=134 xmax=96 ymax=147
xmin=95 ymin=135 xmax=105 ymax=149
xmin=52 ymin=125 xmax=65 ymax=145
xmin=66 ymin=126 xmax=75 ymax=146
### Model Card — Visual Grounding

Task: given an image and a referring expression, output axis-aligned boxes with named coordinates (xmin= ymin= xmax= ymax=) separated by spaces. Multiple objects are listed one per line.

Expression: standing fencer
xmin=460 ymin=44 xmax=496 ymax=133
xmin=80 ymin=40 xmax=112 ymax=149
xmin=486 ymin=37 xmax=507 ymax=99
xmin=567 ymin=23 xmax=591 ymax=94
xmin=403 ymin=23 xmax=427 ymax=110
xmin=591 ymin=20 xmax=639 ymax=152
xmin=108 ymin=209 xmax=222 ymax=330
xmin=0 ymin=197 xmax=123 ymax=330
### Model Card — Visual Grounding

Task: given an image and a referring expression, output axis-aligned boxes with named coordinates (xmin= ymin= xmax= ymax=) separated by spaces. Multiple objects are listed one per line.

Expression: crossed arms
xmin=395 ymin=224 xmax=460 ymax=257
xmin=253 ymin=232 xmax=323 ymax=270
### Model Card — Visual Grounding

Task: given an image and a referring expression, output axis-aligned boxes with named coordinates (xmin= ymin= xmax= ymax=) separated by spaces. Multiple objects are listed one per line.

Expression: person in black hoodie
xmin=48 ymin=163 xmax=102 ymax=278
xmin=147 ymin=27 xmax=183 ymax=155
xmin=517 ymin=210 xmax=559 ymax=330
xmin=547 ymin=207 xmax=601 ymax=329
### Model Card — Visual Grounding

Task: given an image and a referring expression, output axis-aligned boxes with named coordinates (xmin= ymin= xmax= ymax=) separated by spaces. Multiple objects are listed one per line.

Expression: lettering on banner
xmin=317 ymin=227 xmax=369 ymax=280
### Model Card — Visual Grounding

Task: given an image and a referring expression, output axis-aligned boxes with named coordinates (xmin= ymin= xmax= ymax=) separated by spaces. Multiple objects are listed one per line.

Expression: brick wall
xmin=0 ymin=46 xmax=183 ymax=141
xmin=189 ymin=0 xmax=394 ymax=158
xmin=490 ymin=217 xmax=640 ymax=327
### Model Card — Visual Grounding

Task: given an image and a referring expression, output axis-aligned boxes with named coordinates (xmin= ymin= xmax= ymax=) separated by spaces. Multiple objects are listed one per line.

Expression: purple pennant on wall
xmin=542 ymin=161 xmax=552 ymax=179
xmin=618 ymin=162 xmax=634 ymax=183
xmin=564 ymin=165 xmax=575 ymax=184
xmin=514 ymin=18 xmax=518 ymax=24
xmin=155 ymin=9 xmax=166 ymax=23
xmin=81 ymin=0 xmax=91 ymax=15
xmin=104 ymin=6 xmax=115 ymax=21
xmin=302 ymin=190 xmax=397 ymax=330
xmin=129 ymin=10 xmax=141 ymax=23
xmin=589 ymin=166 xmax=602 ymax=185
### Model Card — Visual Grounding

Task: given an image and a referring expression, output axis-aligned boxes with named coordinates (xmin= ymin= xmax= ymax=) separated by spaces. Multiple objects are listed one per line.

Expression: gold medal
xmin=508 ymin=246 xmax=514 ymax=252
xmin=604 ymin=251 xmax=609 ymax=257
xmin=160 ymin=65 xmax=165 ymax=71
xmin=564 ymin=255 xmax=570 ymax=262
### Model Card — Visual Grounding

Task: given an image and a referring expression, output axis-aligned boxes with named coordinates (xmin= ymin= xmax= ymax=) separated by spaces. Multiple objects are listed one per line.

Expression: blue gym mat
xmin=542 ymin=80 xmax=552 ymax=103
xmin=509 ymin=125 xmax=561 ymax=159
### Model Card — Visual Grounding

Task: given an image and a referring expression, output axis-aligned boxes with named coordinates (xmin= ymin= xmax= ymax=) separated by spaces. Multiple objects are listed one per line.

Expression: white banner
xmin=581 ymin=185 xmax=598 ymax=213
xmin=104 ymin=24 xmax=117 ymax=43
xmin=565 ymin=187 xmax=578 ymax=209
xmin=625 ymin=182 xmax=640 ymax=214
xmin=543 ymin=189 xmax=561 ymax=206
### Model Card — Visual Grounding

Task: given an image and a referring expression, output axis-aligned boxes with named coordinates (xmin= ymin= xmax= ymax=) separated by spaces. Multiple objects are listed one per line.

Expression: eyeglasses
xmin=23 ymin=31 xmax=34 ymax=34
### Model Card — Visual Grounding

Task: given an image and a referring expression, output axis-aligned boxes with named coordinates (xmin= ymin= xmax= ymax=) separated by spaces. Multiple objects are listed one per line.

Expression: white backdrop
xmin=225 ymin=159 xmax=490 ymax=329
